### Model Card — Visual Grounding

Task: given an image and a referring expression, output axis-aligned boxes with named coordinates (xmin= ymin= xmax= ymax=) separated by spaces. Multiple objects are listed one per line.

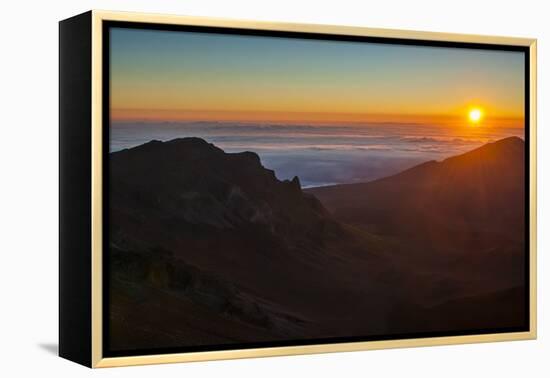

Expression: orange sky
xmin=110 ymin=28 xmax=525 ymax=127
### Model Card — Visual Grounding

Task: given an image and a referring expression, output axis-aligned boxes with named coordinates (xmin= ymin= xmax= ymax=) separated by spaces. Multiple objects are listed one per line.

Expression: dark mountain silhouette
xmin=110 ymin=138 xmax=332 ymax=249
xmin=308 ymin=136 xmax=524 ymax=241
xmin=108 ymin=137 xmax=527 ymax=352
xmin=108 ymin=138 xmax=395 ymax=351
xmin=307 ymin=136 xmax=527 ymax=328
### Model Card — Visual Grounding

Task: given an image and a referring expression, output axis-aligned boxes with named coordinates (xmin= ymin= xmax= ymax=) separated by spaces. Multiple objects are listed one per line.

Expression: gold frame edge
xmin=89 ymin=9 xmax=537 ymax=368
xmin=528 ymin=40 xmax=537 ymax=339
xmin=91 ymin=10 xmax=104 ymax=368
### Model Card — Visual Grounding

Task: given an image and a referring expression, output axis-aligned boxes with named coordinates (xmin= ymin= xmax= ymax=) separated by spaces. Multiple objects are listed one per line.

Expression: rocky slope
xmin=107 ymin=137 xmax=527 ymax=353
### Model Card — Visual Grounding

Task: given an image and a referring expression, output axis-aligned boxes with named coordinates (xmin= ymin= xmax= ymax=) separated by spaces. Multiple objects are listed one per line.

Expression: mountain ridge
xmin=308 ymin=136 xmax=524 ymax=190
xmin=306 ymin=136 xmax=525 ymax=244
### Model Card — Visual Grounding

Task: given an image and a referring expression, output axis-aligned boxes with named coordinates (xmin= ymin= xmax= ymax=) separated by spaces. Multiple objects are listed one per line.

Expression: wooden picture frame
xmin=59 ymin=10 xmax=537 ymax=368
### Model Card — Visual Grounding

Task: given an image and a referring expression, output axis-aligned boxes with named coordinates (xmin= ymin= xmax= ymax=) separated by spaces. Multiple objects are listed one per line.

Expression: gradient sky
xmin=110 ymin=27 xmax=525 ymax=125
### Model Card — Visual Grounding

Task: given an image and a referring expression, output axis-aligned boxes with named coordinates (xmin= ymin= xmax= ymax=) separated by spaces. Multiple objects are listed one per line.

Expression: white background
xmin=0 ymin=0 xmax=547 ymax=376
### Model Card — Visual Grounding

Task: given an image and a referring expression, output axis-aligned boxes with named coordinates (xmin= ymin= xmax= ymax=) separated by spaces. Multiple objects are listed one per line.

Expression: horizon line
xmin=111 ymin=109 xmax=524 ymax=127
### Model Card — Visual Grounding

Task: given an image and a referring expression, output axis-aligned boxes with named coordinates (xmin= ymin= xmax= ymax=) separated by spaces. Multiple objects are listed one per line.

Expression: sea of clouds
xmin=110 ymin=121 xmax=524 ymax=188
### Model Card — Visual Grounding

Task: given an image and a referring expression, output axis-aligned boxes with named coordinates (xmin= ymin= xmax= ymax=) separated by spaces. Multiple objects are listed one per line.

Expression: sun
xmin=468 ymin=107 xmax=484 ymax=124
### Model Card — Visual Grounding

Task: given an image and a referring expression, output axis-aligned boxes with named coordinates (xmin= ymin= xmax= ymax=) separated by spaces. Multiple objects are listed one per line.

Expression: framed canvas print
xmin=59 ymin=10 xmax=537 ymax=368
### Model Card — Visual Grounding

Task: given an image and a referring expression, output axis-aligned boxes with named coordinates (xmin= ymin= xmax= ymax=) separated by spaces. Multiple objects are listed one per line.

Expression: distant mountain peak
xmin=493 ymin=136 xmax=524 ymax=145
xmin=441 ymin=136 xmax=524 ymax=166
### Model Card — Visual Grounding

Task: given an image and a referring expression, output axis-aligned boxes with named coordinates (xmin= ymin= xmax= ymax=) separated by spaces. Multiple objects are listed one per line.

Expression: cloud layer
xmin=110 ymin=121 xmax=524 ymax=187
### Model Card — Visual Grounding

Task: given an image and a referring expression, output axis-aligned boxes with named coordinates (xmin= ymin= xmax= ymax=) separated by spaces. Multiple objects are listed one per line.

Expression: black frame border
xmin=59 ymin=11 xmax=93 ymax=367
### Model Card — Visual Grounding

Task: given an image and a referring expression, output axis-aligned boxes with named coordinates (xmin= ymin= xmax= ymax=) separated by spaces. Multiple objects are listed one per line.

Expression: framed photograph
xmin=59 ymin=10 xmax=537 ymax=368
